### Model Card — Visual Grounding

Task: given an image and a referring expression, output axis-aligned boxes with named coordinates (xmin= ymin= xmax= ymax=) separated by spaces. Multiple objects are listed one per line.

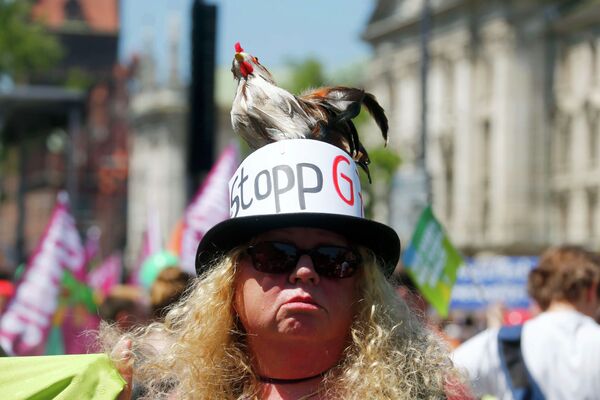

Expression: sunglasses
xmin=245 ymin=241 xmax=361 ymax=279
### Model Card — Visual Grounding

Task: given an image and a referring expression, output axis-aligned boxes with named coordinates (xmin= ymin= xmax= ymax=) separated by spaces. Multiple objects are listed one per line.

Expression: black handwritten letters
xmin=230 ymin=156 xmax=358 ymax=218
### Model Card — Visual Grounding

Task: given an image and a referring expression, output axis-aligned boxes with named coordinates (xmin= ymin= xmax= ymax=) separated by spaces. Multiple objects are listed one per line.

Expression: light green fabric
xmin=0 ymin=353 xmax=125 ymax=400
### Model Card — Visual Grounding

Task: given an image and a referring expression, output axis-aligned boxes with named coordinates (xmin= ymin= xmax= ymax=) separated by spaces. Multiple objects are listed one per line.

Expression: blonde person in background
xmin=99 ymin=285 xmax=149 ymax=330
xmin=150 ymin=267 xmax=193 ymax=321
xmin=452 ymin=245 xmax=600 ymax=400
xmin=103 ymin=140 xmax=469 ymax=400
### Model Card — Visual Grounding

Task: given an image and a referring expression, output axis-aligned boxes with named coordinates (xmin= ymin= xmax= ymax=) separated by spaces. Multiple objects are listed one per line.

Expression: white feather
xmin=231 ymin=74 xmax=315 ymax=148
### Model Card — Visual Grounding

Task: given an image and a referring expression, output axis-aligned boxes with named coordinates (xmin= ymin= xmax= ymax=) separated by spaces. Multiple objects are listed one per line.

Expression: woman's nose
xmin=289 ymin=254 xmax=320 ymax=285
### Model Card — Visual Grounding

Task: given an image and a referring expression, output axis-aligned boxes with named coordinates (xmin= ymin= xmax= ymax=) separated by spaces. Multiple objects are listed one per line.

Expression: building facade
xmin=0 ymin=0 xmax=128 ymax=268
xmin=363 ymin=0 xmax=600 ymax=254
xmin=126 ymin=46 xmax=188 ymax=265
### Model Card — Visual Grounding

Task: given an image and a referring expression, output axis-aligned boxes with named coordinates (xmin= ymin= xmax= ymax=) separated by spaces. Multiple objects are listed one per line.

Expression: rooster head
xmin=231 ymin=42 xmax=275 ymax=84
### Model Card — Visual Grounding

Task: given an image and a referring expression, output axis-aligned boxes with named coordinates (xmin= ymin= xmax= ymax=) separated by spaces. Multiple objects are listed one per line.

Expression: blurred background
xmin=1 ymin=0 xmax=599 ymax=349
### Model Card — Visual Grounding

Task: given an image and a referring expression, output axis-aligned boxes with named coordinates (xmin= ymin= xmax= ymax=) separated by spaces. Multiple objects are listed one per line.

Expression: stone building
xmin=126 ymin=19 xmax=237 ymax=265
xmin=0 ymin=0 xmax=129 ymax=267
xmin=362 ymin=0 xmax=600 ymax=254
xmin=126 ymin=22 xmax=188 ymax=265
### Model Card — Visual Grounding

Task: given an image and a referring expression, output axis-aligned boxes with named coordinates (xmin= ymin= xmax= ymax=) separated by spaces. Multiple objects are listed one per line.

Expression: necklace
xmin=257 ymin=369 xmax=329 ymax=385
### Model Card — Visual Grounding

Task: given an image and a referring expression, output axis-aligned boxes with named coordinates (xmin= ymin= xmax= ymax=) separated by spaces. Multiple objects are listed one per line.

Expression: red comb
xmin=235 ymin=42 xmax=244 ymax=53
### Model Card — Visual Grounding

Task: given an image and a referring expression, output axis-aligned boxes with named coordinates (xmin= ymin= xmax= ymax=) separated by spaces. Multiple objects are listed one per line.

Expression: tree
xmin=282 ymin=57 xmax=327 ymax=94
xmin=0 ymin=0 xmax=63 ymax=83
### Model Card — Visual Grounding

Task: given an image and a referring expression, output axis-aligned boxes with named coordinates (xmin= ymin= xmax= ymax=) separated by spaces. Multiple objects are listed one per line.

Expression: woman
xmin=107 ymin=140 xmax=463 ymax=399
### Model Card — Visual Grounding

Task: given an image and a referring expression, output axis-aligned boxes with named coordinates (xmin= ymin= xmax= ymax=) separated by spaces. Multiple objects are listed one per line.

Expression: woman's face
xmin=234 ymin=227 xmax=360 ymax=344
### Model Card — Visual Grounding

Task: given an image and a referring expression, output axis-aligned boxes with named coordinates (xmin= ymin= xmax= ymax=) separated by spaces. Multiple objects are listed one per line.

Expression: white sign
xmin=229 ymin=140 xmax=364 ymax=219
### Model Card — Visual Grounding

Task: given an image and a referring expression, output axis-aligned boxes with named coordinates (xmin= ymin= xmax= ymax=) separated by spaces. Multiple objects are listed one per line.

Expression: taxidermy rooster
xmin=230 ymin=42 xmax=388 ymax=183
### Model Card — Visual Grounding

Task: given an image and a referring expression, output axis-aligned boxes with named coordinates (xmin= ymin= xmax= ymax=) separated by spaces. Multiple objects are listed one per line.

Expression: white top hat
xmin=196 ymin=139 xmax=400 ymax=276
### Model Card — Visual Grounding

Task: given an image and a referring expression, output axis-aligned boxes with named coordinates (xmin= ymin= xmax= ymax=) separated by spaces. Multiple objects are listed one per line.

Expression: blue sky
xmin=119 ymin=0 xmax=375 ymax=83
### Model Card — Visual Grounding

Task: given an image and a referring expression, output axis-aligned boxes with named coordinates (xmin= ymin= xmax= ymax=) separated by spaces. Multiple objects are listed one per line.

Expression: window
xmin=555 ymin=114 xmax=572 ymax=171
xmin=587 ymin=106 xmax=599 ymax=166
xmin=65 ymin=0 xmax=84 ymax=22
xmin=588 ymin=188 xmax=598 ymax=240
xmin=557 ymin=192 xmax=569 ymax=241
xmin=481 ymin=120 xmax=491 ymax=236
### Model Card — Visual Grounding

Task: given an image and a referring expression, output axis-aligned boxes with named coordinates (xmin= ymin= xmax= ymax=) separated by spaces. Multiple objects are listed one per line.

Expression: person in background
xmin=105 ymin=140 xmax=467 ymax=400
xmin=395 ymin=270 xmax=465 ymax=349
xmin=394 ymin=269 xmax=429 ymax=318
xmin=149 ymin=267 xmax=193 ymax=321
xmin=99 ymin=285 xmax=149 ymax=330
xmin=452 ymin=245 xmax=600 ymax=400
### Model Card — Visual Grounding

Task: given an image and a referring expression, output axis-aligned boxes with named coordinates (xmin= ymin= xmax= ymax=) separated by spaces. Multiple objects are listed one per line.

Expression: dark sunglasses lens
xmin=247 ymin=242 xmax=297 ymax=273
xmin=312 ymin=246 xmax=360 ymax=278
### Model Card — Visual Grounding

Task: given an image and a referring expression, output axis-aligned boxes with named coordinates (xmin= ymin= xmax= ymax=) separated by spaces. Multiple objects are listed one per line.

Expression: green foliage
xmin=0 ymin=0 xmax=63 ymax=82
xmin=328 ymin=59 xmax=368 ymax=87
xmin=65 ymin=68 xmax=94 ymax=90
xmin=366 ymin=146 xmax=402 ymax=182
xmin=282 ymin=57 xmax=327 ymax=94
xmin=359 ymin=146 xmax=402 ymax=219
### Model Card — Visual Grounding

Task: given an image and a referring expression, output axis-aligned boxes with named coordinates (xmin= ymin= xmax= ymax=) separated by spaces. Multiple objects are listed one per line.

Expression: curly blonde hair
xmin=100 ymin=248 xmax=461 ymax=399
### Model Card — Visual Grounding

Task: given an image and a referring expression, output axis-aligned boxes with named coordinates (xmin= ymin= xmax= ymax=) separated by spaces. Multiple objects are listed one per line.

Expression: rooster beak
xmin=235 ymin=53 xmax=244 ymax=62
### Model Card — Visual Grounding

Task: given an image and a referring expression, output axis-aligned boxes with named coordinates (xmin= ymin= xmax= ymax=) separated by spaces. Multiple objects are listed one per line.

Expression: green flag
xmin=45 ymin=325 xmax=66 ymax=356
xmin=402 ymin=206 xmax=465 ymax=317
xmin=61 ymin=270 xmax=97 ymax=313
xmin=0 ymin=353 xmax=125 ymax=400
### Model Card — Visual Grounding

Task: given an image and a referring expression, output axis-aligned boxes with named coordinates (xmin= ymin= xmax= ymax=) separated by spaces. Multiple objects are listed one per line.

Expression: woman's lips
xmin=282 ymin=296 xmax=321 ymax=310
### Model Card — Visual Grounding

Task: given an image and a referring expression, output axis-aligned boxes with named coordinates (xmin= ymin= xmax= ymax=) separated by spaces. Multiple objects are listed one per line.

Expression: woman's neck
xmin=546 ymin=301 xmax=576 ymax=313
xmin=259 ymin=378 xmax=325 ymax=400
xmin=248 ymin=336 xmax=344 ymax=379
xmin=247 ymin=338 xmax=343 ymax=399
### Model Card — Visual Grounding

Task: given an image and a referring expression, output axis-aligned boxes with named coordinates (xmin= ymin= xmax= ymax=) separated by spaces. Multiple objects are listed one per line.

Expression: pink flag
xmin=61 ymin=307 xmax=101 ymax=355
xmin=87 ymin=253 xmax=122 ymax=298
xmin=84 ymin=225 xmax=102 ymax=264
xmin=178 ymin=142 xmax=239 ymax=273
xmin=128 ymin=206 xmax=162 ymax=285
xmin=0 ymin=192 xmax=86 ymax=356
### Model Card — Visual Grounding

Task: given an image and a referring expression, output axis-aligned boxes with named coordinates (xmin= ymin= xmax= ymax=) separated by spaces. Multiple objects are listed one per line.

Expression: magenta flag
xmin=87 ymin=253 xmax=122 ymax=298
xmin=61 ymin=306 xmax=101 ymax=355
xmin=179 ymin=142 xmax=239 ymax=273
xmin=128 ymin=206 xmax=162 ymax=285
xmin=0 ymin=192 xmax=86 ymax=356
xmin=84 ymin=226 xmax=102 ymax=264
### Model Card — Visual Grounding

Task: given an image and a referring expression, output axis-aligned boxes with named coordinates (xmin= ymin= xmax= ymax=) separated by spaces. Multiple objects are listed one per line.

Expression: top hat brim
xmin=195 ymin=212 xmax=401 ymax=277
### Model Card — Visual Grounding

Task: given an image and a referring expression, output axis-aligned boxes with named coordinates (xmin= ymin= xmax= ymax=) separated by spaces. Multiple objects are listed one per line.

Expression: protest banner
xmin=172 ymin=142 xmax=239 ymax=273
xmin=0 ymin=192 xmax=86 ymax=356
xmin=402 ymin=206 xmax=465 ymax=317
xmin=46 ymin=271 xmax=99 ymax=355
xmin=450 ymin=256 xmax=538 ymax=310
xmin=87 ymin=253 xmax=122 ymax=298
xmin=128 ymin=206 xmax=163 ymax=285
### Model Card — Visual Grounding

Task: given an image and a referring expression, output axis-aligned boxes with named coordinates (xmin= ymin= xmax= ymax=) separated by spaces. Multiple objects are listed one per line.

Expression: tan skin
xmin=546 ymin=282 xmax=600 ymax=317
xmin=116 ymin=227 xmax=360 ymax=400
xmin=236 ymin=228 xmax=359 ymax=399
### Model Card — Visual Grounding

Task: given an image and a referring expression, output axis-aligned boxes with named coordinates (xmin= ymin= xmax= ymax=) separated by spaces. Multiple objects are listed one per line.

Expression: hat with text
xmin=195 ymin=139 xmax=400 ymax=276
